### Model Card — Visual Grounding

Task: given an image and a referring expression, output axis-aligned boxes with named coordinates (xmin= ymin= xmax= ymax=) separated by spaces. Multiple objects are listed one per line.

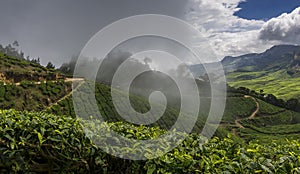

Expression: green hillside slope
xmin=47 ymin=81 xmax=215 ymax=134
xmin=223 ymin=45 xmax=300 ymax=100
xmin=0 ymin=52 xmax=63 ymax=83
xmin=1 ymin=109 xmax=300 ymax=173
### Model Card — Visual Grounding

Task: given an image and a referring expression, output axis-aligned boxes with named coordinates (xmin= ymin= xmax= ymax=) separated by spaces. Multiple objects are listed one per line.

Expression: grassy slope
xmin=48 ymin=81 xmax=299 ymax=141
xmin=47 ymin=81 xmax=211 ymax=134
xmin=0 ymin=52 xmax=61 ymax=83
xmin=0 ymin=52 xmax=72 ymax=111
xmin=1 ymin=51 xmax=299 ymax=144
xmin=237 ymin=98 xmax=300 ymax=142
xmin=222 ymin=97 xmax=257 ymax=122
xmin=227 ymin=69 xmax=300 ymax=100
xmin=0 ymin=81 xmax=72 ymax=111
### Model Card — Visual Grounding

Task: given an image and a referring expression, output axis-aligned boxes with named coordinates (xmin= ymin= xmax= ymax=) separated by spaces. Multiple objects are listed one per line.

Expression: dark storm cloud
xmin=0 ymin=0 xmax=187 ymax=66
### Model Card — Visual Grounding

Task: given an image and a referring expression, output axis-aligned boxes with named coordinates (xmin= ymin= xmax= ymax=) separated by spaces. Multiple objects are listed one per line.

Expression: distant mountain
xmin=191 ymin=45 xmax=300 ymax=100
xmin=222 ymin=45 xmax=300 ymax=74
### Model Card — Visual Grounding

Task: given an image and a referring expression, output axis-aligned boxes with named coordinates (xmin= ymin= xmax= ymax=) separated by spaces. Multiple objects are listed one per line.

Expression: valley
xmin=1 ymin=45 xmax=300 ymax=173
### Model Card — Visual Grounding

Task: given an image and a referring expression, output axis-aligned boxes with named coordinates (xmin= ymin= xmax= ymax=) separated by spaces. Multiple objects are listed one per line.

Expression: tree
xmin=31 ymin=57 xmax=41 ymax=64
xmin=46 ymin=61 xmax=55 ymax=69
xmin=286 ymin=98 xmax=298 ymax=110
xmin=12 ymin=41 xmax=19 ymax=47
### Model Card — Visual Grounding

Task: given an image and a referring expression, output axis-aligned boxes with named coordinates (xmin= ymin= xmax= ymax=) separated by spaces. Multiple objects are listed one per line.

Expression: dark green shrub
xmin=1 ymin=110 xmax=300 ymax=173
xmin=0 ymin=83 xmax=5 ymax=98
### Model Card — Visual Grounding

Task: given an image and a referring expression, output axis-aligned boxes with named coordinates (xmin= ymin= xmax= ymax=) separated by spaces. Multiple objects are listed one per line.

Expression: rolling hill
xmin=228 ymin=45 xmax=300 ymax=100
xmin=0 ymin=52 xmax=64 ymax=83
xmin=0 ymin=51 xmax=72 ymax=111
xmin=1 ymin=48 xmax=300 ymax=172
xmin=192 ymin=45 xmax=300 ymax=101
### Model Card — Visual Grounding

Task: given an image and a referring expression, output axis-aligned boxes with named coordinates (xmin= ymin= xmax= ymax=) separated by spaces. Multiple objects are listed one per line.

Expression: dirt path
xmin=244 ymin=95 xmax=260 ymax=119
xmin=234 ymin=119 xmax=245 ymax=129
xmin=46 ymin=79 xmax=85 ymax=109
xmin=2 ymin=78 xmax=85 ymax=86
xmin=232 ymin=95 xmax=260 ymax=132
xmin=64 ymin=78 xmax=85 ymax=82
xmin=234 ymin=95 xmax=260 ymax=128
xmin=1 ymin=77 xmax=86 ymax=110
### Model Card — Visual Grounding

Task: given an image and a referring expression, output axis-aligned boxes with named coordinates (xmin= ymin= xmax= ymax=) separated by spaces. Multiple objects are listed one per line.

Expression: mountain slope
xmin=0 ymin=52 xmax=64 ymax=83
xmin=192 ymin=45 xmax=300 ymax=100
xmin=0 ymin=52 xmax=72 ymax=111
xmin=225 ymin=45 xmax=300 ymax=100
xmin=222 ymin=45 xmax=300 ymax=73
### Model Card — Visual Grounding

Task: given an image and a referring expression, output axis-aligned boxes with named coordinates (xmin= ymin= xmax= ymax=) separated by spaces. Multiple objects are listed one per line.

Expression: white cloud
xmin=186 ymin=0 xmax=264 ymax=33
xmin=259 ymin=7 xmax=300 ymax=44
xmin=185 ymin=0 xmax=295 ymax=59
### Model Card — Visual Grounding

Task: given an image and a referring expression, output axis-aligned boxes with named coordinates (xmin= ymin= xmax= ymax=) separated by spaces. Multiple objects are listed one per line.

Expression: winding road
xmin=234 ymin=95 xmax=260 ymax=129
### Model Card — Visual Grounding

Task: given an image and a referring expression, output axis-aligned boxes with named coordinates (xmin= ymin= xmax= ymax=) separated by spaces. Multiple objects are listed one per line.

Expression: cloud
xmin=185 ymin=0 xmax=271 ymax=59
xmin=186 ymin=0 xmax=264 ymax=33
xmin=259 ymin=7 xmax=300 ymax=44
xmin=185 ymin=0 xmax=300 ymax=59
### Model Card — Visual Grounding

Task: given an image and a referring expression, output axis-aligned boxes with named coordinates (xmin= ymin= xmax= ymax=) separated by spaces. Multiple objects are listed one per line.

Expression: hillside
xmin=0 ymin=51 xmax=73 ymax=111
xmin=191 ymin=45 xmax=300 ymax=101
xmin=222 ymin=45 xmax=300 ymax=73
xmin=224 ymin=45 xmax=300 ymax=100
xmin=47 ymin=81 xmax=213 ymax=134
xmin=1 ymin=50 xmax=298 ymax=143
xmin=1 ymin=46 xmax=300 ymax=173
xmin=46 ymin=79 xmax=300 ymax=144
xmin=0 ymin=52 xmax=64 ymax=83
xmin=1 ymin=109 xmax=300 ymax=173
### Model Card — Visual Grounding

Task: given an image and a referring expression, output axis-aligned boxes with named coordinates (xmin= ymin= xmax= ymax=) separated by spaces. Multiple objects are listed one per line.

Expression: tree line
xmin=228 ymin=85 xmax=300 ymax=112
xmin=0 ymin=41 xmax=55 ymax=69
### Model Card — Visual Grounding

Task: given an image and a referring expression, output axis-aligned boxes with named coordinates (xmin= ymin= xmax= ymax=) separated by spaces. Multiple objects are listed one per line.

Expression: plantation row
xmin=0 ymin=81 xmax=71 ymax=111
xmin=228 ymin=85 xmax=300 ymax=112
xmin=0 ymin=52 xmax=60 ymax=83
xmin=237 ymin=110 xmax=300 ymax=142
xmin=48 ymin=82 xmax=205 ymax=132
xmin=1 ymin=109 xmax=300 ymax=173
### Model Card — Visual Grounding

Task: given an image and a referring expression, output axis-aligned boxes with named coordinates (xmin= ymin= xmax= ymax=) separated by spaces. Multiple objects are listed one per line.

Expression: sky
xmin=0 ymin=0 xmax=300 ymax=66
xmin=235 ymin=0 xmax=300 ymax=20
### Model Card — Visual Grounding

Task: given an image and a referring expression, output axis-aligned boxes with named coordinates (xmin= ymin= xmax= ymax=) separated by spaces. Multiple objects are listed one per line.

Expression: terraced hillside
xmin=224 ymin=45 xmax=300 ymax=100
xmin=228 ymin=95 xmax=300 ymax=143
xmin=1 ymin=50 xmax=299 ymax=144
xmin=0 ymin=80 xmax=72 ymax=111
xmin=47 ymin=79 xmax=300 ymax=143
xmin=0 ymin=52 xmax=64 ymax=83
xmin=46 ymin=81 xmax=216 ymax=134
xmin=192 ymin=45 xmax=300 ymax=101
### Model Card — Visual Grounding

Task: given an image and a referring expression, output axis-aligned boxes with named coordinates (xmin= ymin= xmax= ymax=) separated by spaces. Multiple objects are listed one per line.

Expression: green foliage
xmin=257 ymin=99 xmax=286 ymax=115
xmin=0 ymin=82 xmax=72 ymax=111
xmin=227 ymin=70 xmax=300 ymax=100
xmin=240 ymin=111 xmax=300 ymax=127
xmin=20 ymin=80 xmax=32 ymax=89
xmin=0 ymin=51 xmax=59 ymax=83
xmin=0 ymin=82 xmax=5 ymax=99
xmin=48 ymin=81 xmax=220 ymax=135
xmin=222 ymin=97 xmax=257 ymax=122
xmin=46 ymin=61 xmax=55 ymax=69
xmin=1 ymin=109 xmax=300 ymax=173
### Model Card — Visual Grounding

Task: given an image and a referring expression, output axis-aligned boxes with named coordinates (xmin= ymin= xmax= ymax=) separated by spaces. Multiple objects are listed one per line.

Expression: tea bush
xmin=1 ymin=110 xmax=300 ymax=173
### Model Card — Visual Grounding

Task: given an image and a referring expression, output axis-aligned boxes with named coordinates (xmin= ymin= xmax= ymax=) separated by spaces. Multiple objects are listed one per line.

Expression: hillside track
xmin=232 ymin=95 xmax=260 ymax=134
xmin=46 ymin=78 xmax=85 ymax=109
